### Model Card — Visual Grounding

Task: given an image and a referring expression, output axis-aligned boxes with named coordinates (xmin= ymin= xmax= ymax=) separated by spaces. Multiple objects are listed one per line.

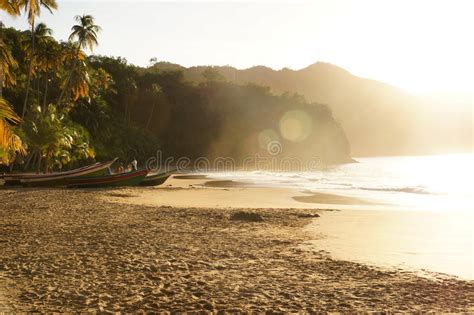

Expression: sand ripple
xmin=0 ymin=188 xmax=473 ymax=312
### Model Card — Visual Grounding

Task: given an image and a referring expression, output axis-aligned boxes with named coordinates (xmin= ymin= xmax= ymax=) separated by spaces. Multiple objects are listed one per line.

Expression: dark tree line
xmin=1 ymin=23 xmax=351 ymax=172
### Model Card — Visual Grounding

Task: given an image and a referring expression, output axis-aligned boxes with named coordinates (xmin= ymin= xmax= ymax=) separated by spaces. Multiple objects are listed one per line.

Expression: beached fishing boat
xmin=4 ymin=162 xmax=100 ymax=186
xmin=139 ymin=168 xmax=176 ymax=186
xmin=66 ymin=169 xmax=148 ymax=188
xmin=4 ymin=172 xmax=41 ymax=186
xmin=15 ymin=158 xmax=117 ymax=187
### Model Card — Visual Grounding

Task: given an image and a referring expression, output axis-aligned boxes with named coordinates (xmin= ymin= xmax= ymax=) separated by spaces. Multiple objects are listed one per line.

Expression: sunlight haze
xmin=1 ymin=0 xmax=473 ymax=96
xmin=1 ymin=0 xmax=474 ymax=310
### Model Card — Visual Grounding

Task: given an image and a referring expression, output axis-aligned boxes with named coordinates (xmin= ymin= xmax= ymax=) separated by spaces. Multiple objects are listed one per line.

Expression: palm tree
xmin=0 ymin=97 xmax=20 ymax=140
xmin=68 ymin=62 xmax=90 ymax=102
xmin=146 ymin=84 xmax=161 ymax=130
xmin=0 ymin=2 xmax=19 ymax=98
xmin=0 ymin=0 xmax=19 ymax=15
xmin=70 ymin=67 xmax=114 ymax=135
xmin=69 ymin=15 xmax=101 ymax=52
xmin=0 ymin=2 xmax=24 ymax=164
xmin=57 ymin=14 xmax=100 ymax=107
xmin=57 ymin=42 xmax=89 ymax=108
xmin=34 ymin=39 xmax=60 ymax=110
xmin=22 ymin=22 xmax=53 ymax=56
xmin=21 ymin=22 xmax=53 ymax=117
xmin=0 ymin=38 xmax=17 ymax=97
xmin=0 ymin=97 xmax=25 ymax=164
xmin=18 ymin=0 xmax=58 ymax=118
xmin=22 ymin=105 xmax=93 ymax=172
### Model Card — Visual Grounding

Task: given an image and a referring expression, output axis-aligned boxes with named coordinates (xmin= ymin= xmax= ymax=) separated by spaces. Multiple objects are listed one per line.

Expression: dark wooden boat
xmin=17 ymin=159 xmax=118 ymax=187
xmin=66 ymin=169 xmax=149 ymax=188
xmin=139 ymin=169 xmax=176 ymax=186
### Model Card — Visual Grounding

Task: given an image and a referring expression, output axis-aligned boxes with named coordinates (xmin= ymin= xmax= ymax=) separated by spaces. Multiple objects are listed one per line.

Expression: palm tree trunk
xmin=124 ymin=95 xmax=129 ymax=126
xmin=0 ymin=24 xmax=3 ymax=98
xmin=57 ymin=45 xmax=81 ymax=108
xmin=43 ymin=151 xmax=50 ymax=173
xmin=36 ymin=76 xmax=40 ymax=105
xmin=0 ymin=69 xmax=3 ymax=98
xmin=22 ymin=22 xmax=35 ymax=118
xmin=36 ymin=150 xmax=42 ymax=174
xmin=42 ymin=72 xmax=49 ymax=112
xmin=56 ymin=71 xmax=70 ymax=108
xmin=24 ymin=150 xmax=35 ymax=170
xmin=146 ymin=101 xmax=156 ymax=130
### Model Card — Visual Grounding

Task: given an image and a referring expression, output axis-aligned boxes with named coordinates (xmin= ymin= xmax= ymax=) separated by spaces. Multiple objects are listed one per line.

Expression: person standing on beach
xmin=131 ymin=158 xmax=138 ymax=171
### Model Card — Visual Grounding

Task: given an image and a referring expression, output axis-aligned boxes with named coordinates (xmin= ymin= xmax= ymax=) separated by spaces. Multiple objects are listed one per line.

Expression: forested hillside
xmin=0 ymin=25 xmax=351 ymax=171
xmin=151 ymin=62 xmax=472 ymax=156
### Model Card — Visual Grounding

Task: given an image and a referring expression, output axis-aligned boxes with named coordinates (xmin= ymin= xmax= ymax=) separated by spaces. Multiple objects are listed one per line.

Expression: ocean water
xmin=209 ymin=154 xmax=474 ymax=211
xmin=208 ymin=154 xmax=474 ymax=279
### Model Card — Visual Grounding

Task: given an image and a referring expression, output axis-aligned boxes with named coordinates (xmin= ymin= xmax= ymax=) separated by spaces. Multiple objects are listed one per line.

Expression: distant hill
xmin=1 ymin=21 xmax=353 ymax=168
xmin=150 ymin=61 xmax=472 ymax=156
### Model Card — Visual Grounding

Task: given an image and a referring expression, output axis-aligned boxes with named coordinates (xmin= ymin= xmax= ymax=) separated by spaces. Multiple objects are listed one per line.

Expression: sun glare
xmin=296 ymin=0 xmax=474 ymax=96
xmin=279 ymin=110 xmax=312 ymax=142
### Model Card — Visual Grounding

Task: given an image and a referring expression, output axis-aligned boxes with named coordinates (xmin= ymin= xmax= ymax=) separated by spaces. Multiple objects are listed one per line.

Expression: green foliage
xmin=0 ymin=96 xmax=25 ymax=164
xmin=0 ymin=0 xmax=20 ymax=16
xmin=20 ymin=104 xmax=94 ymax=171
xmin=0 ymin=23 xmax=351 ymax=171
xmin=202 ymin=67 xmax=225 ymax=82
xmin=17 ymin=0 xmax=58 ymax=26
xmin=0 ymin=37 xmax=18 ymax=89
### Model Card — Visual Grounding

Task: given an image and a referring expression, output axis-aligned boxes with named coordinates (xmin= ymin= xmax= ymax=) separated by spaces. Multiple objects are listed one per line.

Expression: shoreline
xmin=196 ymin=176 xmax=473 ymax=280
xmin=0 ymin=177 xmax=473 ymax=311
xmin=102 ymin=175 xmax=380 ymax=211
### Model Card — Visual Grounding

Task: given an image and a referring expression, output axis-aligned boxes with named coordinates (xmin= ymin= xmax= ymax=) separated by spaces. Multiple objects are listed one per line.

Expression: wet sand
xmin=293 ymin=191 xmax=376 ymax=205
xmin=105 ymin=176 xmax=366 ymax=210
xmin=304 ymin=209 xmax=474 ymax=280
xmin=0 ymin=178 xmax=473 ymax=312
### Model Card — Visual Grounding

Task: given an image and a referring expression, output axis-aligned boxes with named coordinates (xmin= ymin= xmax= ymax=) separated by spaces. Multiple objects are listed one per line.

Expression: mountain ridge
xmin=148 ymin=61 xmax=471 ymax=156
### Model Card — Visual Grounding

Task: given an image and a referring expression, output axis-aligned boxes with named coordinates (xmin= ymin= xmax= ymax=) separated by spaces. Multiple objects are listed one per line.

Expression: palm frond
xmin=0 ymin=0 xmax=20 ymax=15
xmin=16 ymin=0 xmax=58 ymax=25
xmin=0 ymin=97 xmax=21 ymax=124
xmin=0 ymin=97 xmax=25 ymax=157
xmin=0 ymin=39 xmax=18 ymax=87
xmin=40 ymin=0 xmax=57 ymax=13
xmin=69 ymin=14 xmax=101 ymax=52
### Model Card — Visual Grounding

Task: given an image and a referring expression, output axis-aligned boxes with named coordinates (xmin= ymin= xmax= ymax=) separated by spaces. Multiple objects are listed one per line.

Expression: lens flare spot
xmin=279 ymin=110 xmax=312 ymax=142
xmin=258 ymin=129 xmax=280 ymax=150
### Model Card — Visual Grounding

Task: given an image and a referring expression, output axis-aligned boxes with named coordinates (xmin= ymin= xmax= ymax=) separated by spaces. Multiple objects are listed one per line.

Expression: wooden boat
xmin=66 ymin=169 xmax=149 ymax=188
xmin=4 ymin=172 xmax=46 ymax=186
xmin=139 ymin=168 xmax=176 ymax=186
xmin=16 ymin=158 xmax=117 ymax=187
xmin=4 ymin=162 xmax=101 ymax=186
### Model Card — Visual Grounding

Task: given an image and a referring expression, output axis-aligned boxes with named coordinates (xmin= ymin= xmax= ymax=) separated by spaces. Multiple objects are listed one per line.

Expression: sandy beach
xmin=1 ymin=0 xmax=471 ymax=311
xmin=0 ymin=176 xmax=473 ymax=312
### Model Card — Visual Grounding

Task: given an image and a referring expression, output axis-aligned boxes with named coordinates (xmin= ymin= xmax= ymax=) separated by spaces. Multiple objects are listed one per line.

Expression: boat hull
xmin=4 ymin=178 xmax=21 ymax=186
xmin=66 ymin=169 xmax=149 ymax=188
xmin=139 ymin=170 xmax=175 ymax=186
xmin=16 ymin=159 xmax=117 ymax=187
xmin=21 ymin=168 xmax=109 ymax=187
xmin=4 ymin=163 xmax=103 ymax=186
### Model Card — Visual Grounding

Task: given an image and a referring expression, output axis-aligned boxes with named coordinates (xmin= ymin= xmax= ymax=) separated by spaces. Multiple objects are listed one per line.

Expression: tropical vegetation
xmin=0 ymin=2 xmax=350 ymax=172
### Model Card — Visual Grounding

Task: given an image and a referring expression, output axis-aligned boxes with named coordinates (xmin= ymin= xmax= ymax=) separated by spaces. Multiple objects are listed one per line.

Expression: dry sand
xmin=103 ymin=176 xmax=371 ymax=210
xmin=0 ymin=177 xmax=473 ymax=312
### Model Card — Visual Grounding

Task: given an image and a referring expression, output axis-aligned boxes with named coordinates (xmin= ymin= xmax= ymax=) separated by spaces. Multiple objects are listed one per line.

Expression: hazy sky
xmin=1 ymin=0 xmax=473 ymax=96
